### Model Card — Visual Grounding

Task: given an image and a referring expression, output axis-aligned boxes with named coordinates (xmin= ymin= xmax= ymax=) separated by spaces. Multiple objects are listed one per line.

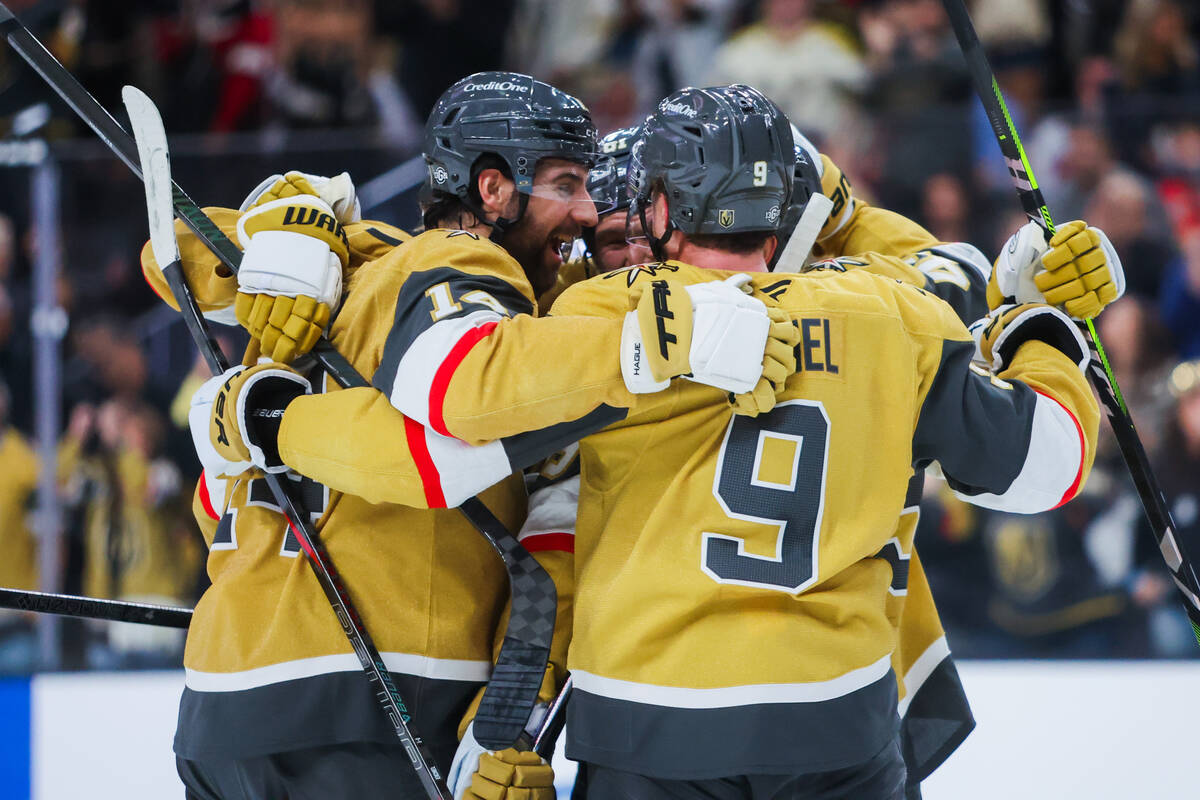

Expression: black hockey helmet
xmin=628 ymin=84 xmax=794 ymax=260
xmin=770 ymin=123 xmax=836 ymax=271
xmin=588 ymin=125 xmax=641 ymax=215
xmin=580 ymin=125 xmax=640 ymax=262
xmin=422 ymin=71 xmax=604 ymax=240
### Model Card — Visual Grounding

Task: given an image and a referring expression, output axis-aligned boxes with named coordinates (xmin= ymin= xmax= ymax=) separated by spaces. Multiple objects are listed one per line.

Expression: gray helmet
xmin=628 ymin=84 xmax=793 ymax=259
xmin=423 ymin=71 xmax=600 ymax=238
xmin=588 ymin=125 xmax=640 ymax=215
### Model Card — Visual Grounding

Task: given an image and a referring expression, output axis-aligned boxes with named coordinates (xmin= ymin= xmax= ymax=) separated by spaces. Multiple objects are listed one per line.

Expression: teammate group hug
xmin=140 ymin=71 xmax=1124 ymax=800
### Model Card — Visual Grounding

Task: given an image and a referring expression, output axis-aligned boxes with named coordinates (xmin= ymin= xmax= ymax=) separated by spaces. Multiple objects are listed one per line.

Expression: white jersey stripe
xmin=185 ymin=651 xmax=492 ymax=692
xmin=897 ymin=635 xmax=951 ymax=718
xmin=387 ymin=308 xmax=504 ymax=428
xmin=952 ymin=390 xmax=1083 ymax=513
xmin=422 ymin=427 xmax=513 ymax=507
xmin=571 ymin=654 xmax=892 ymax=709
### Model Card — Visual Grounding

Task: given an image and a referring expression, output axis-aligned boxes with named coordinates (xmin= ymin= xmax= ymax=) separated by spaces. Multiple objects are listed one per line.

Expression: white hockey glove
xmin=448 ymin=722 xmax=554 ymax=800
xmin=208 ymin=363 xmax=312 ymax=473
xmin=235 ymin=173 xmax=353 ymax=364
xmin=975 ymin=303 xmax=1090 ymax=374
xmin=989 ymin=220 xmax=1124 ymax=319
xmin=621 ymin=274 xmax=798 ymax=406
xmin=189 ymin=371 xmax=253 ymax=479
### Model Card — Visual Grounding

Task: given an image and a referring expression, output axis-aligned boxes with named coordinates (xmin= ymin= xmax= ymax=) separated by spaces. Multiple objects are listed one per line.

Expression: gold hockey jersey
xmin=142 ymin=215 xmax=529 ymax=764
xmin=533 ymin=261 xmax=1098 ymax=778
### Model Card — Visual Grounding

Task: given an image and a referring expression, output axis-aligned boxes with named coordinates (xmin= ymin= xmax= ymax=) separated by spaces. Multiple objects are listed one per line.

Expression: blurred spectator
xmin=1083 ymin=170 xmax=1176 ymax=298
xmin=506 ymin=0 xmax=620 ymax=83
xmin=919 ymin=171 xmax=986 ymax=245
xmin=266 ymin=0 xmax=379 ymax=129
xmin=1123 ymin=359 xmax=1200 ymax=656
xmin=384 ymin=0 xmax=518 ymax=119
xmin=0 ymin=378 xmax=39 ymax=673
xmin=858 ymin=0 xmax=971 ymax=221
xmin=1107 ymin=0 xmax=1200 ymax=169
xmin=710 ymin=0 xmax=865 ymax=144
xmin=1094 ymin=295 xmax=1177 ymax=463
xmin=1159 ymin=226 xmax=1200 ymax=358
xmin=60 ymin=398 xmax=201 ymax=669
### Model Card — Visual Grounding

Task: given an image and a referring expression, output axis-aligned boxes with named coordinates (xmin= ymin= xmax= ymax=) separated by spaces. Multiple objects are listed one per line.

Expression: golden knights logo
xmin=718 ymin=209 xmax=735 ymax=228
xmin=604 ymin=263 xmax=680 ymax=287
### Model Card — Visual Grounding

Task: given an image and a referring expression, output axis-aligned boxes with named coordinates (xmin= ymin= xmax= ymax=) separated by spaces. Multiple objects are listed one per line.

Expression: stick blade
xmin=121 ymin=85 xmax=178 ymax=268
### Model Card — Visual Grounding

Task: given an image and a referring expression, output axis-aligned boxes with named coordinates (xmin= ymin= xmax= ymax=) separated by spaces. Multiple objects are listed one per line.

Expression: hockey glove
xmin=448 ymin=723 xmax=555 ymax=800
xmin=235 ymin=173 xmax=352 ymax=363
xmin=209 ymin=363 xmax=312 ymax=473
xmin=975 ymin=303 xmax=1090 ymax=374
xmin=728 ymin=307 xmax=800 ymax=415
xmin=189 ymin=372 xmax=254 ymax=479
xmin=621 ymin=274 xmax=773 ymax=395
xmin=989 ymin=220 xmax=1124 ymax=319
xmin=239 ymin=170 xmax=362 ymax=223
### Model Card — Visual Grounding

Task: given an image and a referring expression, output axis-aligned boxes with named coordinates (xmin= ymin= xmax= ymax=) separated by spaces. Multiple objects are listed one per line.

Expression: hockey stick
xmin=531 ymin=674 xmax=572 ymax=759
xmin=0 ymin=587 xmax=191 ymax=628
xmin=123 ymin=86 xmax=451 ymax=799
xmin=941 ymin=0 xmax=1200 ymax=644
xmin=0 ymin=3 xmax=561 ymax=750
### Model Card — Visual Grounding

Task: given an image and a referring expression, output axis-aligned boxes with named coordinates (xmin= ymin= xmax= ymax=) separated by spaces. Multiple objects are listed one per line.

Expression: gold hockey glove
xmin=234 ymin=173 xmax=351 ymax=363
xmin=989 ymin=220 xmax=1125 ymax=319
xmin=465 ymin=749 xmax=555 ymax=800
xmin=209 ymin=363 xmax=312 ymax=473
xmin=1037 ymin=220 xmax=1124 ymax=319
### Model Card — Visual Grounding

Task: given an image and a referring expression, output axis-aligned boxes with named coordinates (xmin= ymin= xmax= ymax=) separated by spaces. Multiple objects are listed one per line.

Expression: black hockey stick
xmin=941 ymin=0 xmax=1200 ymax=644
xmin=124 ymin=86 xmax=452 ymax=799
xmin=0 ymin=3 xmax=563 ymax=749
xmin=0 ymin=587 xmax=191 ymax=628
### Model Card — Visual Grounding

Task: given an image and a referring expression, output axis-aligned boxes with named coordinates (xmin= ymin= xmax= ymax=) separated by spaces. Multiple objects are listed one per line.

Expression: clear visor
xmin=521 ymin=155 xmax=617 ymax=215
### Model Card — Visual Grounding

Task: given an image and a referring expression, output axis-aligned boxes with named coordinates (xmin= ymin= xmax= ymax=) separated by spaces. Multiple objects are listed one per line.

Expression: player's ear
xmin=476 ymin=168 xmax=516 ymax=220
xmin=650 ymin=190 xmax=670 ymax=241
xmin=762 ymin=234 xmax=778 ymax=265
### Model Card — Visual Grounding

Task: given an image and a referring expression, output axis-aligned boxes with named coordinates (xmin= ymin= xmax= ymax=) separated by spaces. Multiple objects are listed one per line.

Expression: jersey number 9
xmin=702 ymin=400 xmax=829 ymax=593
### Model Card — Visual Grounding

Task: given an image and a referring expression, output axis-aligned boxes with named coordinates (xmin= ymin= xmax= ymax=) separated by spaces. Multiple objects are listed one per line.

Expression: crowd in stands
xmin=1 ymin=0 xmax=1198 ymax=669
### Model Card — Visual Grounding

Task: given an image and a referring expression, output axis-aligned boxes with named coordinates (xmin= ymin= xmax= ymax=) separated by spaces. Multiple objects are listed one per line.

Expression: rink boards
xmin=2 ymin=660 xmax=1198 ymax=799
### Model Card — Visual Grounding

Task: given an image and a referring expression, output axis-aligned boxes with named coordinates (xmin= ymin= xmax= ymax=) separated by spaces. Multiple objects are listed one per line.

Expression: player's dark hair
xmin=687 ymin=230 xmax=776 ymax=255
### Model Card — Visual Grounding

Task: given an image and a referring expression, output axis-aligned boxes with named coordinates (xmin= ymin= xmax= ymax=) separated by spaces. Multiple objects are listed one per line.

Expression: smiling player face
xmin=503 ymin=159 xmax=600 ymax=296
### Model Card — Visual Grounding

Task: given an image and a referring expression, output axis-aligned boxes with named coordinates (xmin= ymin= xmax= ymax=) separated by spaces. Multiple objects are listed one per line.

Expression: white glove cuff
xmin=1094 ymin=227 xmax=1126 ymax=300
xmin=687 ymin=303 xmax=770 ymax=394
xmin=190 ymin=370 xmax=252 ymax=478
xmin=447 ymin=722 xmax=487 ymax=800
xmin=620 ymin=310 xmax=671 ymax=394
xmin=239 ymin=230 xmax=343 ymax=307
xmin=999 ymin=221 xmax=1049 ymax=303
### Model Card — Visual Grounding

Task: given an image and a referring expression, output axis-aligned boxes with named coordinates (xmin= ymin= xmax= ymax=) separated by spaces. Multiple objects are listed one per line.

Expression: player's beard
xmin=503 ymin=215 xmax=575 ymax=298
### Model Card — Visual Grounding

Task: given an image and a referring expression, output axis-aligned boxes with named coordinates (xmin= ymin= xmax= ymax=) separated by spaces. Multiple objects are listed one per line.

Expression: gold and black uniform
xmin=142 ymin=215 xmax=546 ymax=765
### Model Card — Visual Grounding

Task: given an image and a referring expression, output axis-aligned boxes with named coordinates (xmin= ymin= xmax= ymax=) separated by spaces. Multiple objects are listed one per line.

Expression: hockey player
xmin=433 ymin=84 xmax=1120 ymax=799
xmin=504 ymin=121 xmax=999 ymax=799
xmin=144 ymin=71 xmax=794 ymax=798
